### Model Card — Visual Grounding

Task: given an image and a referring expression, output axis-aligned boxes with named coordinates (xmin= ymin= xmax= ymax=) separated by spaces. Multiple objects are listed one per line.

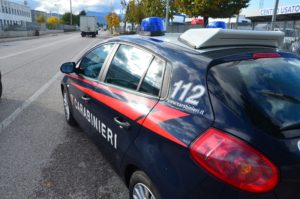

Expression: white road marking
xmin=0 ymin=35 xmax=77 ymax=60
xmin=0 ymin=39 xmax=100 ymax=133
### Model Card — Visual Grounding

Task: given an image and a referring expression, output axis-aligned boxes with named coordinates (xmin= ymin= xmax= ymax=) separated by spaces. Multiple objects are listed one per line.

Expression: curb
xmin=0 ymin=36 xmax=39 ymax=43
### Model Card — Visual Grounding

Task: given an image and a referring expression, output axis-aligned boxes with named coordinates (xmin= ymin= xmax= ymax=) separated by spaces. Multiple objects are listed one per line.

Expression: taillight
xmin=190 ymin=128 xmax=279 ymax=193
xmin=252 ymin=53 xmax=281 ymax=59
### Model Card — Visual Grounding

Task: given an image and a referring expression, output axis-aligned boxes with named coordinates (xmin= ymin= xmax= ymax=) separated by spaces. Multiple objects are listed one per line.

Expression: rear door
xmin=87 ymin=44 xmax=167 ymax=168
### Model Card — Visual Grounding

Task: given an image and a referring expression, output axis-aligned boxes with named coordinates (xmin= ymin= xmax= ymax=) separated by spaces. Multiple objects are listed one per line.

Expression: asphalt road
xmin=0 ymin=32 xmax=129 ymax=199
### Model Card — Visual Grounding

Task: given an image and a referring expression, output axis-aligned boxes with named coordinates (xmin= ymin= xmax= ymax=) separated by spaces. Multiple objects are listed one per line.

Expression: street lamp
xmin=70 ymin=0 xmax=73 ymax=25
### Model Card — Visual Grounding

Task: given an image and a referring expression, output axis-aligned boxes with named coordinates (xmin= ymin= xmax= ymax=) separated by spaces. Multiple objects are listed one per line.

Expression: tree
xmin=62 ymin=12 xmax=78 ymax=25
xmin=105 ymin=12 xmax=120 ymax=33
xmin=125 ymin=0 xmax=145 ymax=31
xmin=36 ymin=15 xmax=46 ymax=23
xmin=174 ymin=0 xmax=249 ymax=27
xmin=142 ymin=0 xmax=164 ymax=18
xmin=47 ymin=16 xmax=60 ymax=29
xmin=125 ymin=0 xmax=136 ymax=30
xmin=79 ymin=10 xmax=86 ymax=16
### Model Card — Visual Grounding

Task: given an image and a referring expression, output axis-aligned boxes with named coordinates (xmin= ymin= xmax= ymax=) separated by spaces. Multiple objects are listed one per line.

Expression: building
xmin=0 ymin=0 xmax=32 ymax=30
xmin=245 ymin=4 xmax=300 ymax=31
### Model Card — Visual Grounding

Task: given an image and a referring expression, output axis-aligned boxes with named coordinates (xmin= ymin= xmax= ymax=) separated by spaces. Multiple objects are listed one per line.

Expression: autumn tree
xmin=36 ymin=15 xmax=46 ymax=23
xmin=174 ymin=0 xmax=249 ymax=27
xmin=47 ymin=16 xmax=60 ymax=29
xmin=105 ymin=12 xmax=120 ymax=33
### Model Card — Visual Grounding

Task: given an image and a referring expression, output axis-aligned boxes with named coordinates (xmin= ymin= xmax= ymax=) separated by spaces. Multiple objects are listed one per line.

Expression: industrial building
xmin=0 ymin=0 xmax=32 ymax=30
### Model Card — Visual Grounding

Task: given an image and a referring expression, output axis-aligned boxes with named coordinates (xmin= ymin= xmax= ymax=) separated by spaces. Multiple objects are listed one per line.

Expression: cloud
xmin=33 ymin=0 xmax=122 ymax=14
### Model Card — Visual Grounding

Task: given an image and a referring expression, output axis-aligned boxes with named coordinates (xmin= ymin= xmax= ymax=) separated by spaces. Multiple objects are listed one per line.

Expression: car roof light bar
xmin=179 ymin=29 xmax=284 ymax=49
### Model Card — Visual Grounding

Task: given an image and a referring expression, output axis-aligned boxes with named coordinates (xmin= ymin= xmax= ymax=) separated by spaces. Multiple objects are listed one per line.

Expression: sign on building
xmin=260 ymin=4 xmax=300 ymax=16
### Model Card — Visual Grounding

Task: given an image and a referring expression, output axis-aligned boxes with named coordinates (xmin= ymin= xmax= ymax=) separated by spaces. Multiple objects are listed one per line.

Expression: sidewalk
xmin=0 ymin=31 xmax=76 ymax=43
xmin=0 ymin=36 xmax=39 ymax=43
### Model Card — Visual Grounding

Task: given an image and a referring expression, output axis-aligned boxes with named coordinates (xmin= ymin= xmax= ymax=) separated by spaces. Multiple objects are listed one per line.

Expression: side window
xmin=105 ymin=45 xmax=153 ymax=90
xmin=79 ymin=44 xmax=114 ymax=78
xmin=139 ymin=58 xmax=165 ymax=96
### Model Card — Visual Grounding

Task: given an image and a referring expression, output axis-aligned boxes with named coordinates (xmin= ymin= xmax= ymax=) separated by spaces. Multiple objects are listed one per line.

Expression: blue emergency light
xmin=139 ymin=17 xmax=165 ymax=36
xmin=207 ymin=21 xmax=226 ymax=29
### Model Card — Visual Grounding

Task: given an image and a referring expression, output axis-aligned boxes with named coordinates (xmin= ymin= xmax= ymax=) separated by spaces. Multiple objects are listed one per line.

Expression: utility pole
xmin=120 ymin=0 xmax=127 ymax=32
xmin=70 ymin=0 xmax=73 ymax=25
xmin=236 ymin=10 xmax=240 ymax=29
xmin=271 ymin=0 xmax=279 ymax=30
xmin=165 ymin=0 xmax=170 ymax=32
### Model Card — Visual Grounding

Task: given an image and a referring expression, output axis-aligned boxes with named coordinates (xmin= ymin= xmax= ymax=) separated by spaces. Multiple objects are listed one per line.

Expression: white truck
xmin=80 ymin=16 xmax=98 ymax=37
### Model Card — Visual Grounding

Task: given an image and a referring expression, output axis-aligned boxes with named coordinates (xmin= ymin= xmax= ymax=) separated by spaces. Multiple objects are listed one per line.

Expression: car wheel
xmin=63 ymin=90 xmax=77 ymax=126
xmin=129 ymin=171 xmax=161 ymax=199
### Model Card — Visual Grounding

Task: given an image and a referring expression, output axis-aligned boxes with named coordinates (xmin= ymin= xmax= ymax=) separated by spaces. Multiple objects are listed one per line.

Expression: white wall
xmin=0 ymin=30 xmax=64 ymax=38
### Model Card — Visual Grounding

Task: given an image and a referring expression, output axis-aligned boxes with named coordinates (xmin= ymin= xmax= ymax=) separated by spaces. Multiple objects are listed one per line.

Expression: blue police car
xmin=60 ymin=21 xmax=300 ymax=199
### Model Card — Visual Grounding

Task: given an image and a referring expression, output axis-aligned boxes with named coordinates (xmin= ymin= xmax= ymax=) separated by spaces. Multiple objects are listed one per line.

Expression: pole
xmin=236 ymin=11 xmax=240 ymax=29
xmin=271 ymin=0 xmax=279 ymax=30
xmin=70 ymin=0 xmax=73 ymax=25
xmin=165 ymin=0 xmax=170 ymax=32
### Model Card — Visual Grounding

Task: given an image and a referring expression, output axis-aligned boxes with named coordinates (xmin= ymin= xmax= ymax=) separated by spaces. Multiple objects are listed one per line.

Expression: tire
xmin=129 ymin=171 xmax=161 ymax=199
xmin=63 ymin=90 xmax=77 ymax=126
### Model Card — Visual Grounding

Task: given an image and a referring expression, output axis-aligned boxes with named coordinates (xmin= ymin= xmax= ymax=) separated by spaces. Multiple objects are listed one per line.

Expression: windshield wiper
xmin=259 ymin=90 xmax=300 ymax=103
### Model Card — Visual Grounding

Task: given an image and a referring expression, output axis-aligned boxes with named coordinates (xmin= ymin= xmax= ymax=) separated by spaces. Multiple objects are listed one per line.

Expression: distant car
xmin=60 ymin=26 xmax=300 ymax=199
xmin=0 ymin=71 xmax=2 ymax=98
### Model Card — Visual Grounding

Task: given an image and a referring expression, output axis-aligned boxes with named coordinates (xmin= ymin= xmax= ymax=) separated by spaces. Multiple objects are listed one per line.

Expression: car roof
xmin=103 ymin=29 xmax=286 ymax=63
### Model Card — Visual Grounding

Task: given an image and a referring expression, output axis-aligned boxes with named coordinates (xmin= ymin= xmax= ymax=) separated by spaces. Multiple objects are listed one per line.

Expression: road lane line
xmin=0 ymin=39 xmax=100 ymax=133
xmin=0 ymin=35 xmax=77 ymax=60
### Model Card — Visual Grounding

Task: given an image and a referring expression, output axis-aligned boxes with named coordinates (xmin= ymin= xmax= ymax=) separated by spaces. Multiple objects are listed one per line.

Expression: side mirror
xmin=60 ymin=62 xmax=76 ymax=74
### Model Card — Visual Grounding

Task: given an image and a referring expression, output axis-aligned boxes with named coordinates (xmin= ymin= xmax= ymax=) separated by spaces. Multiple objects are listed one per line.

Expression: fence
xmin=0 ymin=22 xmax=77 ymax=32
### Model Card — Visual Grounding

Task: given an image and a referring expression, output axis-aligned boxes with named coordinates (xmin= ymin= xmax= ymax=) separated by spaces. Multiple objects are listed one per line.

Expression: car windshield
xmin=208 ymin=57 xmax=300 ymax=130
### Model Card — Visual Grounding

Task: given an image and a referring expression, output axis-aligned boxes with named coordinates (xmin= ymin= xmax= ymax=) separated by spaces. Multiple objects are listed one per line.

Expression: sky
xmin=14 ymin=0 xmax=123 ymax=14
xmin=12 ymin=0 xmax=300 ymax=15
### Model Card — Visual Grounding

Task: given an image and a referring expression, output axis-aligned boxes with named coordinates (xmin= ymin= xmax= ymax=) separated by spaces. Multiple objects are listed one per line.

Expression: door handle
xmin=81 ymin=95 xmax=91 ymax=101
xmin=114 ymin=117 xmax=130 ymax=129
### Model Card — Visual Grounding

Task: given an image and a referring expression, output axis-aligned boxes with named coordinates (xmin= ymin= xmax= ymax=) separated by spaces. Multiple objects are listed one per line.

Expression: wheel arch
xmin=124 ymin=164 xmax=139 ymax=187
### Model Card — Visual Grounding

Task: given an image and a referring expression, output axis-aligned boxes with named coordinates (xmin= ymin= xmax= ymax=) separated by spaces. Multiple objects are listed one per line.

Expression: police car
xmin=60 ymin=19 xmax=300 ymax=199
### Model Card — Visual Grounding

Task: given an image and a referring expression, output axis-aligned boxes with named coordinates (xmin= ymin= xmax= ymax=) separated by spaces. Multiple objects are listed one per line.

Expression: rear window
xmin=208 ymin=57 xmax=300 ymax=131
